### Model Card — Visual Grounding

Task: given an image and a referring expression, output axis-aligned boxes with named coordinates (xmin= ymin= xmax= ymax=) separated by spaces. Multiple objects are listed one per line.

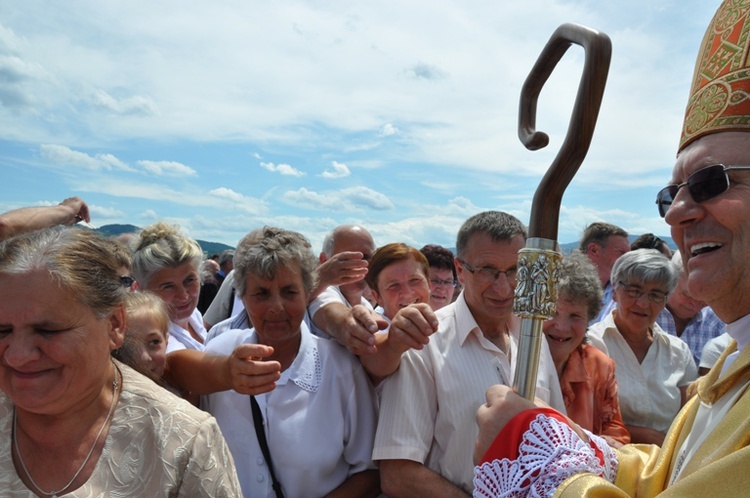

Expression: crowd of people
xmin=1 ymin=1 xmax=749 ymax=496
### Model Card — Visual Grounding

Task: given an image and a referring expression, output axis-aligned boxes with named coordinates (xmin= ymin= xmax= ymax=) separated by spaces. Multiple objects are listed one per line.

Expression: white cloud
xmin=141 ymin=209 xmax=158 ymax=219
xmin=208 ymin=187 xmax=269 ymax=214
xmin=39 ymin=144 xmax=134 ymax=172
xmin=342 ymin=186 xmax=394 ymax=210
xmin=321 ymin=160 xmax=351 ymax=179
xmin=88 ymin=204 xmax=125 ymax=219
xmin=137 ymin=160 xmax=197 ymax=176
xmin=379 ymin=124 xmax=399 ymax=137
xmin=260 ymin=162 xmax=305 ymax=177
xmin=283 ymin=186 xmax=394 ymax=212
xmin=89 ymin=88 xmax=156 ymax=116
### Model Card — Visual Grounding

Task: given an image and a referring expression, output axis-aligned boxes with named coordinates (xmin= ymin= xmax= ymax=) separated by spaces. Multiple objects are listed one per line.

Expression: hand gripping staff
xmin=512 ymin=23 xmax=611 ymax=400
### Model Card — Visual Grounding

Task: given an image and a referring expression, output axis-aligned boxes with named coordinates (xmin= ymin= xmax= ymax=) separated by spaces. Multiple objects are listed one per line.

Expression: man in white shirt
xmin=308 ymin=225 xmax=384 ymax=346
xmin=373 ymin=211 xmax=565 ymax=496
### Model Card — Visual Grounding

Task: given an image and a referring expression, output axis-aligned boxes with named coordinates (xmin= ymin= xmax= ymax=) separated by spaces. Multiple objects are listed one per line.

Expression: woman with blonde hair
xmin=131 ymin=222 xmax=207 ymax=353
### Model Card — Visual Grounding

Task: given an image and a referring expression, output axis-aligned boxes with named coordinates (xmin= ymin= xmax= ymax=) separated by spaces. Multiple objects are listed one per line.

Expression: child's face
xmin=127 ymin=314 xmax=168 ymax=379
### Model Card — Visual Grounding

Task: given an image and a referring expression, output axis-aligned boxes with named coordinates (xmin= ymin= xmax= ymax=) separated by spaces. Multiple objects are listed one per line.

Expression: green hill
xmin=95 ymin=224 xmax=234 ymax=255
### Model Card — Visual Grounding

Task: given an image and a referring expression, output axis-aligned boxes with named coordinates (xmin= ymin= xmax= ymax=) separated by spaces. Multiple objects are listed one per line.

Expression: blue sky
xmin=0 ymin=1 xmax=720 ymax=252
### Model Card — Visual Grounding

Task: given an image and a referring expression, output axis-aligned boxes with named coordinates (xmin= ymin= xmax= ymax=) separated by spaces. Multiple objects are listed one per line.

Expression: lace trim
xmin=292 ymin=344 xmax=321 ymax=392
xmin=473 ymin=414 xmax=618 ymax=497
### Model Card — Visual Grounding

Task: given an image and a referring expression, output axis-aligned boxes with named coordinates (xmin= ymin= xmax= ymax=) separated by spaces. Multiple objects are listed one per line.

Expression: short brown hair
xmin=579 ymin=222 xmax=628 ymax=253
xmin=365 ymin=243 xmax=430 ymax=293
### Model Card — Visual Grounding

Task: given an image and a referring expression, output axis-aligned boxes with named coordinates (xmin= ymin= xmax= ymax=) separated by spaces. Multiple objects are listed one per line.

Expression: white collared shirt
xmin=589 ymin=310 xmax=698 ymax=433
xmin=372 ymin=292 xmax=564 ymax=494
xmin=166 ymin=308 xmax=207 ymax=353
xmin=203 ymin=323 xmax=378 ymax=498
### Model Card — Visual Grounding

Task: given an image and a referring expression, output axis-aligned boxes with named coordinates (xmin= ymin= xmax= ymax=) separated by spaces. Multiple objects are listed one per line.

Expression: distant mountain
xmin=95 ymin=224 xmax=234 ymax=255
xmin=196 ymin=239 xmax=235 ymax=256
xmin=96 ymin=223 xmax=141 ymax=237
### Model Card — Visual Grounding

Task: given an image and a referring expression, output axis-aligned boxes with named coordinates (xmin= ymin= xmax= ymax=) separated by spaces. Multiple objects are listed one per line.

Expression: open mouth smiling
xmin=690 ymin=242 xmax=722 ymax=256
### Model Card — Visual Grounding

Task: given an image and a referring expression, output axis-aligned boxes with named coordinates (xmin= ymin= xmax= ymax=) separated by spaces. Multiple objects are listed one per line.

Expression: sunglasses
xmin=655 ymin=164 xmax=750 ymax=217
xmin=120 ymin=275 xmax=135 ymax=288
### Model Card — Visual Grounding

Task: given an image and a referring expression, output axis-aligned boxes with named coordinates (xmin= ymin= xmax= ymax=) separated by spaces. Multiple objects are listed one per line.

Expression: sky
xmin=0 ymin=0 xmax=722 ymax=252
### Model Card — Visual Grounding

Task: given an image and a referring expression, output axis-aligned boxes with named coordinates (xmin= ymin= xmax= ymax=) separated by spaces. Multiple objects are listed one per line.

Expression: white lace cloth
xmin=473 ymin=413 xmax=618 ymax=497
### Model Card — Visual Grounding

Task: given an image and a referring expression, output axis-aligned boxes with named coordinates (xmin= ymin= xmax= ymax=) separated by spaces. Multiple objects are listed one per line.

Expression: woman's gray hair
xmin=130 ymin=222 xmax=203 ymax=288
xmin=610 ymin=248 xmax=678 ymax=293
xmin=557 ymin=252 xmax=603 ymax=322
xmin=0 ymin=227 xmax=126 ymax=318
xmin=233 ymin=226 xmax=318 ymax=298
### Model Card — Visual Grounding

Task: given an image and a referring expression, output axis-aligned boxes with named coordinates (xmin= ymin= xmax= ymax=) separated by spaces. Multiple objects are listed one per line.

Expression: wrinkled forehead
xmin=672 ymin=131 xmax=750 ymax=183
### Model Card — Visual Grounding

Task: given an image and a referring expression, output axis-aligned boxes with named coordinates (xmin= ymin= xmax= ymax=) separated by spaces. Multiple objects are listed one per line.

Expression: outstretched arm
xmin=165 ymin=344 xmax=281 ymax=395
xmin=0 ymin=197 xmax=90 ymax=241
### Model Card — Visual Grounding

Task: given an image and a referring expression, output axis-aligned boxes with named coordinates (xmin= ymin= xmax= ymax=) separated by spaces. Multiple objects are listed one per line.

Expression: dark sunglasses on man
xmin=655 ymin=163 xmax=750 ymax=217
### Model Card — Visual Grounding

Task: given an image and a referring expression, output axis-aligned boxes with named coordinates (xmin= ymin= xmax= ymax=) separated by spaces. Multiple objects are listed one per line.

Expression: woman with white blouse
xmin=169 ymin=226 xmax=380 ymax=498
xmin=589 ymin=249 xmax=698 ymax=445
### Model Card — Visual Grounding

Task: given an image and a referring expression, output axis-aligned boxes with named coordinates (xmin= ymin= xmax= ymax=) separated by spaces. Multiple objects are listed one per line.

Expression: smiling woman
xmin=542 ymin=252 xmax=630 ymax=447
xmin=131 ymin=222 xmax=207 ymax=354
xmin=588 ymin=249 xmax=697 ymax=445
xmin=0 ymin=227 xmax=241 ymax=496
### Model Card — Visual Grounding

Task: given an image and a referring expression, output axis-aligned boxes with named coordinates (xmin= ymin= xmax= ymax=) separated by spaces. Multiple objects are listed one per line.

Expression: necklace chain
xmin=13 ymin=365 xmax=120 ymax=497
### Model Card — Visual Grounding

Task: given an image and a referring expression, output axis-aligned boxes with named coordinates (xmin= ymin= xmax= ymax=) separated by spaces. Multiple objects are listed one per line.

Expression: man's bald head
xmin=322 ymin=225 xmax=375 ymax=259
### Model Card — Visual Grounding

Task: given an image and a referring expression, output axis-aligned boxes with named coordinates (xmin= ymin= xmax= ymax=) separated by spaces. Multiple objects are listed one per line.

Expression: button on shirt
xmin=372 ymin=292 xmax=565 ymax=493
xmin=589 ymin=311 xmax=698 ymax=433
xmin=203 ymin=324 xmax=378 ymax=498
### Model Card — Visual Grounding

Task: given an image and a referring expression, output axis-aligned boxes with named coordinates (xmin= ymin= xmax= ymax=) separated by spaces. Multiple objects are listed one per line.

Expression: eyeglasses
xmin=120 ymin=276 xmax=135 ymax=288
xmin=430 ymin=278 xmax=457 ymax=288
xmin=459 ymin=260 xmax=516 ymax=283
xmin=617 ymin=281 xmax=668 ymax=304
xmin=655 ymin=164 xmax=750 ymax=217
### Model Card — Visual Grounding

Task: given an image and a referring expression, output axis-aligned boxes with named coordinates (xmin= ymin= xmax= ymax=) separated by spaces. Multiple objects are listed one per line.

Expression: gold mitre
xmin=680 ymin=0 xmax=750 ymax=151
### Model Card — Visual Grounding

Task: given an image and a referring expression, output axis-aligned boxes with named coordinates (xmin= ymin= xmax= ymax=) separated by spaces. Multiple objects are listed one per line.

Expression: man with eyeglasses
xmin=373 ymin=211 xmax=564 ymax=496
xmin=471 ymin=3 xmax=750 ymax=495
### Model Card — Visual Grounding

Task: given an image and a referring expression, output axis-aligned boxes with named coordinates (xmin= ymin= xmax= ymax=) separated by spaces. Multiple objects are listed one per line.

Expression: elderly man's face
xmin=456 ymin=232 xmax=524 ymax=328
xmin=666 ymin=132 xmax=750 ymax=321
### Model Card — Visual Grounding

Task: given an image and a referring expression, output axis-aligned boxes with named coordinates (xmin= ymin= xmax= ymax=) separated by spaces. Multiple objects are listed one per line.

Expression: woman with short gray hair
xmin=169 ymin=226 xmax=380 ymax=497
xmin=589 ymin=249 xmax=697 ymax=445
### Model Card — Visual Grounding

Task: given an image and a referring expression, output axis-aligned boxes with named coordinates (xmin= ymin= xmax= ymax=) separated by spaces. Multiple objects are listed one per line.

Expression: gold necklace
xmin=13 ymin=366 xmax=119 ymax=497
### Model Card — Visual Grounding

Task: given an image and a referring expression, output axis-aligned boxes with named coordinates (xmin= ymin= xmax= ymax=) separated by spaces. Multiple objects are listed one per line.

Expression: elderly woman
xmin=169 ymin=226 xmax=380 ymax=498
xmin=542 ymin=252 xmax=630 ymax=447
xmin=0 ymin=227 xmax=241 ymax=496
xmin=588 ymin=248 xmax=697 ymax=445
xmin=131 ymin=222 xmax=207 ymax=353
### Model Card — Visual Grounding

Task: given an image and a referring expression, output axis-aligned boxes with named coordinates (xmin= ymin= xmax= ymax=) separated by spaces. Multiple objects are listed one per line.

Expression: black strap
xmin=250 ymin=396 xmax=285 ymax=498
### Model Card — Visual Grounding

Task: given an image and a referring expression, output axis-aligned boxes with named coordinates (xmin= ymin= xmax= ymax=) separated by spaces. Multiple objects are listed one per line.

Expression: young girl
xmin=114 ymin=291 xmax=170 ymax=383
